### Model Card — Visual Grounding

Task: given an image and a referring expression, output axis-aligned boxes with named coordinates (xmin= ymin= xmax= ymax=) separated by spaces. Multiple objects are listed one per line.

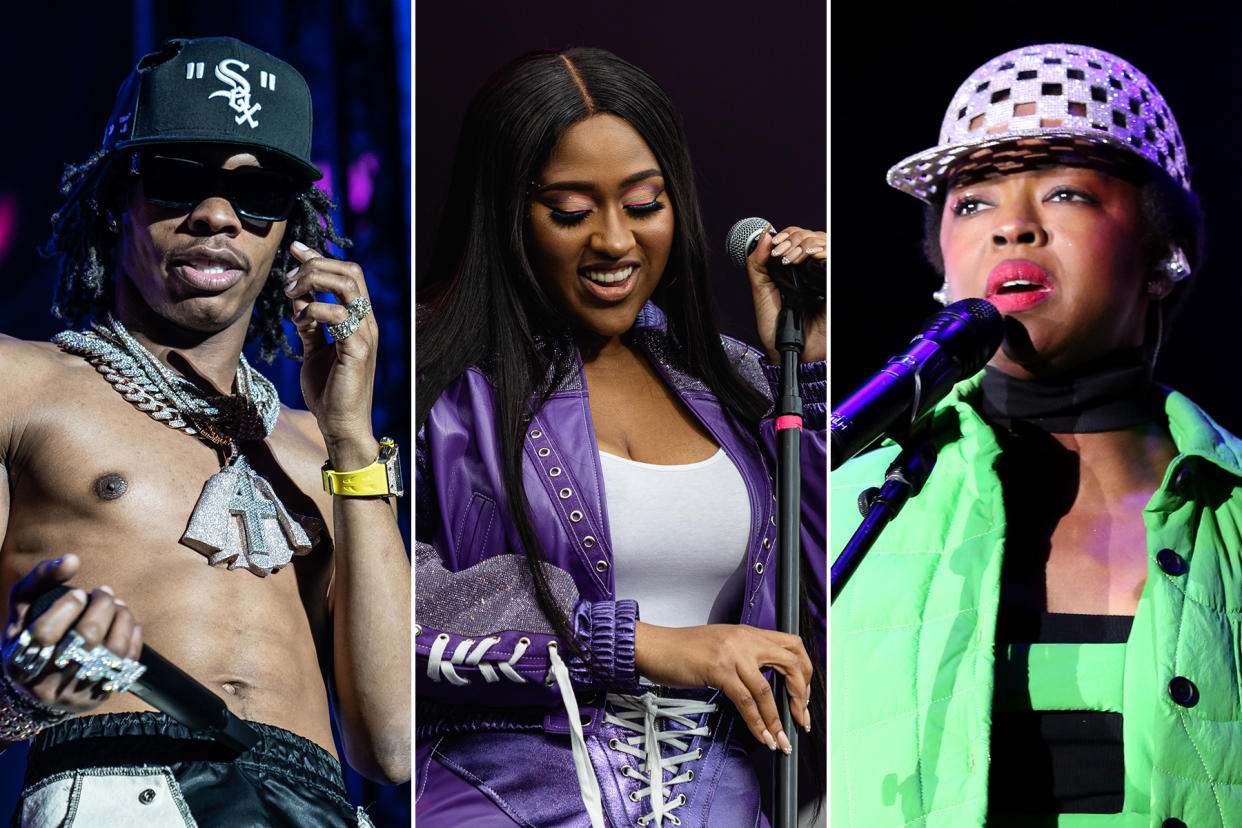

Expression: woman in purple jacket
xmin=414 ymin=47 xmax=826 ymax=826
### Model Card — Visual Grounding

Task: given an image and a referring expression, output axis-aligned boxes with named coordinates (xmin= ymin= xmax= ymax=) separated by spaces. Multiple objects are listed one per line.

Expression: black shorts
xmin=15 ymin=712 xmax=371 ymax=827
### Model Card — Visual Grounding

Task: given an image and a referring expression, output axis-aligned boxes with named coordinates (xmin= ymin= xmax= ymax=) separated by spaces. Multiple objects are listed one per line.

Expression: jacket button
xmin=1168 ymin=464 xmax=1192 ymax=495
xmin=1157 ymin=548 xmax=1187 ymax=576
xmin=1168 ymin=676 xmax=1199 ymax=707
xmin=1162 ymin=819 xmax=1187 ymax=828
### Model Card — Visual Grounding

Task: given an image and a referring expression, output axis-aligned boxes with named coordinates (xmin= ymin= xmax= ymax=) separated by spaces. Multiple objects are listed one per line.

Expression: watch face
xmin=380 ymin=439 xmax=404 ymax=496
xmin=386 ymin=459 xmax=404 ymax=497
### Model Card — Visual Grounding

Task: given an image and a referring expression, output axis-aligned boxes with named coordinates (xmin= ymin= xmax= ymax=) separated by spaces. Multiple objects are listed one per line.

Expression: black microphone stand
xmin=773 ymin=291 xmax=803 ymax=828
xmin=830 ymin=426 xmax=937 ymax=602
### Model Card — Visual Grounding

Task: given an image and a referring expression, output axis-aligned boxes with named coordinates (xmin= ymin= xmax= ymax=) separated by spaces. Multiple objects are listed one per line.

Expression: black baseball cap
xmin=101 ymin=36 xmax=322 ymax=181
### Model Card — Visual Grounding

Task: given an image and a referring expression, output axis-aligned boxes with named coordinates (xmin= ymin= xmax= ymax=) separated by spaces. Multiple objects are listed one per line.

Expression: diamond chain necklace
xmin=54 ymin=315 xmax=317 ymax=576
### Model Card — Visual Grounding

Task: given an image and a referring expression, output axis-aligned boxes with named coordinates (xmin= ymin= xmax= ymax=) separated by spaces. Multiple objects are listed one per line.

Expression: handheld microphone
xmin=29 ymin=585 xmax=260 ymax=752
xmin=726 ymin=217 xmax=825 ymax=302
xmin=830 ymin=298 xmax=1003 ymax=469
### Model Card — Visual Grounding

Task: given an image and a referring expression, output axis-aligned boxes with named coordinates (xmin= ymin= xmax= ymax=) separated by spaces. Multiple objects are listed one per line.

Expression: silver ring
xmin=53 ymin=631 xmax=146 ymax=694
xmin=5 ymin=629 xmax=53 ymax=679
xmin=326 ymin=296 xmax=374 ymax=341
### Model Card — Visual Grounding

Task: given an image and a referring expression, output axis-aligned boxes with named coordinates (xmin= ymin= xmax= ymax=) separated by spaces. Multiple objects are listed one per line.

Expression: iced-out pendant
xmin=181 ymin=453 xmax=321 ymax=576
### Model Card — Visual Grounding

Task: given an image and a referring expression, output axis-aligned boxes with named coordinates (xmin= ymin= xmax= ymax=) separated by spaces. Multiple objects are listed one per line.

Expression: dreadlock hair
xmin=44 ymin=145 xmax=351 ymax=363
xmin=417 ymin=46 xmax=826 ymax=804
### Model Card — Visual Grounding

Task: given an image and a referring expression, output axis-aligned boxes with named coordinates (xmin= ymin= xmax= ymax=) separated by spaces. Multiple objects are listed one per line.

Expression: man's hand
xmin=285 ymin=240 xmax=380 ymax=470
xmin=3 ymin=554 xmax=142 ymax=715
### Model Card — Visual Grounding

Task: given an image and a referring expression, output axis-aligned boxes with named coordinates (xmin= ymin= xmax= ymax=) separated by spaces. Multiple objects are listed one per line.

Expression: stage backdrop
xmin=0 ymin=3 xmax=410 ymax=826
xmin=830 ymin=6 xmax=1242 ymax=440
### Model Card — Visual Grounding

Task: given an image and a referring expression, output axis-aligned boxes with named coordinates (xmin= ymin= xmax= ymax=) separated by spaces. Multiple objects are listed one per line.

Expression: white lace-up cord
xmin=605 ymin=692 xmax=716 ymax=827
xmin=546 ymin=641 xmax=606 ymax=828
xmin=425 ymin=634 xmax=530 ymax=685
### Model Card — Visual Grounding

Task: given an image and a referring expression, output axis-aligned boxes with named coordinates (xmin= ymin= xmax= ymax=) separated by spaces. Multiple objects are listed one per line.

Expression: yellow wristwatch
xmin=321 ymin=437 xmax=404 ymax=497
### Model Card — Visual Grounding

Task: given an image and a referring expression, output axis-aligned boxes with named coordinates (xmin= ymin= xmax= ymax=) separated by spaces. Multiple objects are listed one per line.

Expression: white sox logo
xmin=191 ymin=58 xmax=277 ymax=129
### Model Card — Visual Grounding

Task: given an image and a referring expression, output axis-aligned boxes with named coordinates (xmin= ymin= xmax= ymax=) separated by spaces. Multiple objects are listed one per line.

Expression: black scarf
xmin=978 ymin=349 xmax=1161 ymax=433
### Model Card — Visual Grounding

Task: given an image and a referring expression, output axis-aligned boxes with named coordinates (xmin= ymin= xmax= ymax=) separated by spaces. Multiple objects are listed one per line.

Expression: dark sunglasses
xmin=131 ymin=153 xmax=304 ymax=222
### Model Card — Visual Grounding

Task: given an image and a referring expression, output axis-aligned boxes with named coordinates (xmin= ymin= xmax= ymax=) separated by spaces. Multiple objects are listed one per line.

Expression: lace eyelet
xmin=669 ymin=817 xmax=681 ymax=826
xmin=537 ymin=447 xmax=551 ymax=457
xmin=414 ymin=624 xmax=422 ymax=636
xmin=637 ymin=818 xmax=649 ymax=826
xmin=629 ymin=791 xmax=641 ymax=802
xmin=519 ymin=637 xmax=530 ymax=646
xmin=686 ymin=770 xmax=694 ymax=781
xmin=436 ymin=633 xmax=449 ymax=641
xmin=608 ymin=738 xmax=620 ymax=749
xmin=549 ymin=466 xmax=562 ymax=477
xmin=677 ymin=794 xmax=686 ymax=805
xmin=529 ymin=429 xmax=542 ymax=438
xmin=558 ymin=487 xmax=572 ymax=499
xmin=569 ymin=510 xmax=583 ymax=522
xmin=620 ymin=764 xmax=632 ymax=776
xmin=695 ymin=748 xmax=704 ymax=759
xmin=754 ymin=562 xmax=764 ymax=575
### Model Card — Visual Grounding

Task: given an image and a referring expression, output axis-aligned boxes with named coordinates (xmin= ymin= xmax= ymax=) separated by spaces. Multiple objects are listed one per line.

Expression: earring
xmin=1158 ymin=246 xmax=1191 ymax=283
xmin=931 ymin=280 xmax=951 ymax=306
xmin=105 ymin=211 xmax=120 ymax=234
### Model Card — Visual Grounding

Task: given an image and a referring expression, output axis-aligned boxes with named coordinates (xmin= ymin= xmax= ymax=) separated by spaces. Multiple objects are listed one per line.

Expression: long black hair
xmin=417 ymin=46 xmax=826 ymax=806
xmin=45 ymin=146 xmax=350 ymax=362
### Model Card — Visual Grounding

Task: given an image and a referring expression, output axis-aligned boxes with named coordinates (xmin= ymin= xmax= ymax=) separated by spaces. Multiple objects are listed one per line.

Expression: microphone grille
xmin=725 ymin=217 xmax=771 ymax=269
xmin=922 ymin=298 xmax=1004 ymax=375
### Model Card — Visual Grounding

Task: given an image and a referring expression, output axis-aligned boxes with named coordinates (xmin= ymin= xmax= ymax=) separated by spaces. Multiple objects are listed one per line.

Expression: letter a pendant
xmin=181 ymin=452 xmax=320 ymax=576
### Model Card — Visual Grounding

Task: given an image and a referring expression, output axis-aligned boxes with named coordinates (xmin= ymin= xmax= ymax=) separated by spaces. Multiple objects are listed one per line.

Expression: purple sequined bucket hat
xmin=887 ymin=43 xmax=1191 ymax=202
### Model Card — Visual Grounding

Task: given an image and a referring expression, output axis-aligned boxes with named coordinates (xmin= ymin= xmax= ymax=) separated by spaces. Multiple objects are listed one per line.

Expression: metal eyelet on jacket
xmin=538 ymin=447 xmax=551 ymax=457
xmin=754 ymin=562 xmax=764 ymax=574
xmin=595 ymin=560 xmax=608 ymax=572
xmin=529 ymin=429 xmax=542 ymax=439
xmin=570 ymin=510 xmax=583 ymax=522
xmin=583 ymin=536 xmax=596 ymax=549
xmin=559 ymin=488 xmax=572 ymax=499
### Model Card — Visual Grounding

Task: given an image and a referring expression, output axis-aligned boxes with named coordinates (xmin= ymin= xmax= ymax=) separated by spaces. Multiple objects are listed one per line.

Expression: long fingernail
xmin=762 ymin=729 xmax=778 ymax=751
xmin=285 ymin=266 xmax=300 ymax=283
xmin=284 ymin=281 xmax=299 ymax=295
xmin=772 ymin=240 xmax=790 ymax=256
xmin=777 ymin=731 xmax=792 ymax=755
xmin=291 ymin=240 xmax=310 ymax=252
xmin=772 ymin=231 xmax=790 ymax=244
xmin=780 ymin=256 xmax=791 ymax=265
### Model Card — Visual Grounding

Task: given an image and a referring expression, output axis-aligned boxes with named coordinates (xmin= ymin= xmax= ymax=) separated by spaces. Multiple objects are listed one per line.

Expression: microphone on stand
xmin=726 ymin=217 xmax=825 ymax=303
xmin=830 ymin=298 xmax=1004 ymax=469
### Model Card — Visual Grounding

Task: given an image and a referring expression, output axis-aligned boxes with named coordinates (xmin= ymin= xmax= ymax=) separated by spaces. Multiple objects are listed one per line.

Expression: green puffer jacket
xmin=831 ymin=374 xmax=1242 ymax=828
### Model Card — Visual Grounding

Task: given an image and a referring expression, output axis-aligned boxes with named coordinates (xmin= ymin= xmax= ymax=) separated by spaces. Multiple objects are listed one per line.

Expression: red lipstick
xmin=985 ymin=259 xmax=1054 ymax=313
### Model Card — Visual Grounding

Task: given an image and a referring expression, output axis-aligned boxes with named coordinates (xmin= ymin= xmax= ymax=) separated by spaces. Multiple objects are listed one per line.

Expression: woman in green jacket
xmin=832 ymin=43 xmax=1239 ymax=827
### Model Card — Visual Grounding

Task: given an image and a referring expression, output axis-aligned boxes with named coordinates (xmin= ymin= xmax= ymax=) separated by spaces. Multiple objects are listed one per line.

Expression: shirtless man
xmin=0 ymin=36 xmax=409 ymax=826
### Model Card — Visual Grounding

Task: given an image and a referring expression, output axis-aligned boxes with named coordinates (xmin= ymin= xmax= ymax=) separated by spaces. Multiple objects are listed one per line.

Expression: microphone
xmin=28 ymin=585 xmax=260 ymax=752
xmin=726 ymin=217 xmax=825 ymax=302
xmin=830 ymin=298 xmax=1003 ymax=469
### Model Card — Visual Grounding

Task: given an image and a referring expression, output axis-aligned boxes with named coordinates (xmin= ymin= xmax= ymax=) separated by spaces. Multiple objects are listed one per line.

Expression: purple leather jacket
xmin=415 ymin=303 xmax=826 ymax=825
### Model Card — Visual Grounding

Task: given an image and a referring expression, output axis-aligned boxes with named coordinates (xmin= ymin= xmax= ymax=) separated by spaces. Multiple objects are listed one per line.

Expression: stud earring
xmin=931 ymin=280 xmax=951 ymax=306
xmin=1158 ymin=246 xmax=1191 ymax=283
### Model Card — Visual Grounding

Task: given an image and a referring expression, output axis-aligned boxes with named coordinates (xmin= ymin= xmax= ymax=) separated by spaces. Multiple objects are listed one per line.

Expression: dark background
xmin=0 ymin=2 xmax=410 ymax=825
xmin=414 ymin=2 xmax=827 ymax=351
xmin=831 ymin=5 xmax=1242 ymax=438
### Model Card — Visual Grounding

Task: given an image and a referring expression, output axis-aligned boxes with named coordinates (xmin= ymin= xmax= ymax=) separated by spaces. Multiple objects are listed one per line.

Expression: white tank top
xmin=600 ymin=448 xmax=751 ymax=628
